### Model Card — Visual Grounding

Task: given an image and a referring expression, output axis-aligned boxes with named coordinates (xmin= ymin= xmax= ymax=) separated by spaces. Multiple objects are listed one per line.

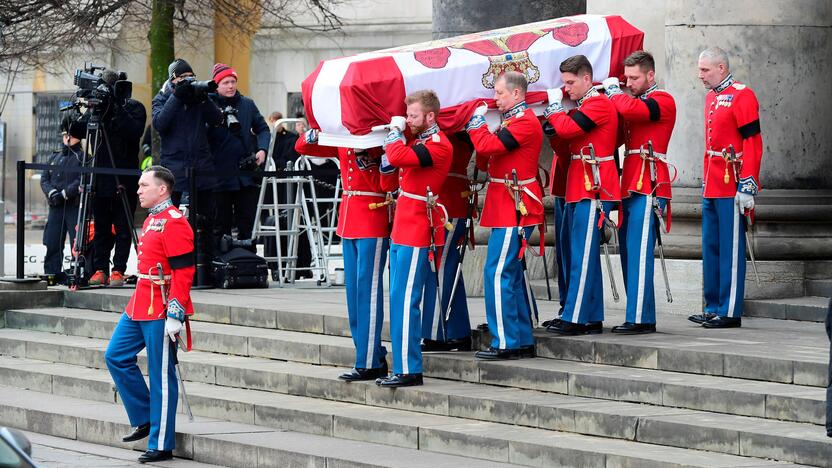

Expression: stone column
xmin=664 ymin=0 xmax=832 ymax=259
xmin=432 ymin=0 xmax=586 ymax=39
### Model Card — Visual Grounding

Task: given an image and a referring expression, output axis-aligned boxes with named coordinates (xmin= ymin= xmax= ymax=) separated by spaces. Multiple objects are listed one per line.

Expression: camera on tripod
xmin=61 ymin=64 xmax=133 ymax=117
xmin=222 ymin=106 xmax=241 ymax=133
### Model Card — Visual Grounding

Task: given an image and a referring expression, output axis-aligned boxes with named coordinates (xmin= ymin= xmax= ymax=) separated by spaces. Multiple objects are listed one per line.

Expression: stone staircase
xmin=0 ymin=286 xmax=830 ymax=467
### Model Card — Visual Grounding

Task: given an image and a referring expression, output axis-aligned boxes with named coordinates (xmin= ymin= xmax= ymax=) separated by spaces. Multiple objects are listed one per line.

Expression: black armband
xmin=571 ymin=111 xmax=597 ymax=133
xmin=643 ymin=98 xmax=661 ymax=121
xmin=413 ymin=144 xmax=434 ymax=168
xmin=496 ymin=128 xmax=520 ymax=151
xmin=738 ymin=119 xmax=761 ymax=139
xmin=168 ymin=252 xmax=195 ymax=269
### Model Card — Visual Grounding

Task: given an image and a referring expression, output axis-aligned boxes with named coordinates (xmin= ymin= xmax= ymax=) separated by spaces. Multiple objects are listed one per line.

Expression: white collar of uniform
xmin=417 ymin=123 xmax=440 ymax=142
xmin=640 ymin=83 xmax=659 ymax=99
xmin=577 ymin=87 xmax=600 ymax=107
xmin=501 ymin=101 xmax=528 ymax=121
xmin=713 ymin=74 xmax=735 ymax=94
xmin=149 ymin=198 xmax=173 ymax=216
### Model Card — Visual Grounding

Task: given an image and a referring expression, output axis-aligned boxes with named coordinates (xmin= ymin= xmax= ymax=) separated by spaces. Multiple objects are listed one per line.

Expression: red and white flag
xmin=302 ymin=14 xmax=643 ymax=147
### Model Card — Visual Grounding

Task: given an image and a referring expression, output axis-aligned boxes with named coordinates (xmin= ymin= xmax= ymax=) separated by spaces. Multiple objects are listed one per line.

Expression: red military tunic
xmin=467 ymin=102 xmax=544 ymax=228
xmin=547 ymin=88 xmax=620 ymax=203
xmin=702 ymin=75 xmax=763 ymax=198
xmin=547 ymin=136 xmax=571 ymax=198
xmin=386 ymin=124 xmax=453 ymax=248
xmin=295 ymin=139 xmax=397 ymax=238
xmin=609 ymin=84 xmax=676 ymax=199
xmin=126 ymin=201 xmax=195 ymax=321
xmin=441 ymin=133 xmax=475 ymax=218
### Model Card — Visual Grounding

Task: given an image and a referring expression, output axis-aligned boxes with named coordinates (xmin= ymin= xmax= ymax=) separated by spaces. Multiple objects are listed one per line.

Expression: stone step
xmin=60 ymin=288 xmax=831 ymax=388
xmin=2 ymin=308 xmax=827 ymax=425
xmin=806 ymin=280 xmax=832 ymax=298
xmin=0 ymin=326 xmax=829 ymax=464
xmin=744 ymin=296 xmax=829 ymax=322
xmin=0 ymin=358 xmax=818 ymax=467
xmin=0 ymin=385 xmax=521 ymax=468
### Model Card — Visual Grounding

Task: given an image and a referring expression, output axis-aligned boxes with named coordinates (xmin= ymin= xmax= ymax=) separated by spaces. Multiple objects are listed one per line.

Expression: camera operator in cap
xmin=41 ymin=113 xmax=85 ymax=284
xmin=87 ymin=69 xmax=147 ymax=287
xmin=207 ymin=63 xmax=270 ymax=243
xmin=152 ymin=58 xmax=223 ymax=261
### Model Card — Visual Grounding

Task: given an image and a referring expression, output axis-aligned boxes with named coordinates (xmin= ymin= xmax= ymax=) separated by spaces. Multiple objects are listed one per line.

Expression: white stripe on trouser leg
xmin=727 ymin=205 xmax=740 ymax=318
xmin=401 ymin=248 xmax=420 ymax=374
xmin=493 ymin=229 xmax=513 ymax=349
xmin=365 ymin=238 xmax=383 ymax=368
xmin=158 ymin=332 xmax=169 ymax=450
xmin=635 ymin=196 xmax=652 ymax=323
xmin=573 ymin=199 xmax=597 ymax=322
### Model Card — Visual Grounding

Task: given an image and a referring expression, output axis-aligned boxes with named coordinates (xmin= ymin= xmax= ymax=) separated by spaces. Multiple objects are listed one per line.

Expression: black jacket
xmin=90 ymin=99 xmax=147 ymax=197
xmin=152 ymin=82 xmax=223 ymax=192
xmin=207 ymin=91 xmax=271 ymax=191
xmin=40 ymin=144 xmax=83 ymax=206
xmin=271 ymin=128 xmax=300 ymax=170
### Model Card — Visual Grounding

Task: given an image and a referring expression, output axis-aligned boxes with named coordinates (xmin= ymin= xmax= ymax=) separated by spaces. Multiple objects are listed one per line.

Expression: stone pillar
xmin=432 ymin=0 xmax=586 ymax=39
xmin=664 ymin=0 xmax=832 ymax=259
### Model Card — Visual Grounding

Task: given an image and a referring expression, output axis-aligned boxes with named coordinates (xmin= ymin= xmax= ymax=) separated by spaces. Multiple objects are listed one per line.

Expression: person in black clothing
xmin=207 ymin=63 xmax=270 ymax=242
xmin=41 ymin=115 xmax=84 ymax=281
xmin=152 ymin=58 xmax=223 ymax=265
xmin=88 ymin=70 xmax=147 ymax=287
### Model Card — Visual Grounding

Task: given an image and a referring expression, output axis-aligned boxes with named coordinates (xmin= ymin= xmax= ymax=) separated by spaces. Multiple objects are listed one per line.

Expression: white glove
xmin=165 ymin=317 xmax=183 ymax=343
xmin=546 ymin=88 xmax=563 ymax=106
xmin=473 ymin=103 xmax=488 ymax=117
xmin=304 ymin=128 xmax=318 ymax=144
xmin=602 ymin=77 xmax=623 ymax=97
xmin=383 ymin=128 xmax=404 ymax=150
xmin=735 ymin=192 xmax=755 ymax=213
xmin=389 ymin=116 xmax=406 ymax=132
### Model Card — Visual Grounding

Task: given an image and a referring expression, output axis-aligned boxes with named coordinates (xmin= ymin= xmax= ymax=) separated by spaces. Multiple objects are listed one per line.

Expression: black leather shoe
xmin=546 ymin=320 xmax=600 ymax=336
xmin=611 ymin=322 xmax=656 ymax=334
xmin=138 ymin=450 xmax=172 ymax=463
xmin=338 ymin=362 xmax=388 ymax=382
xmin=421 ymin=336 xmax=472 ymax=352
xmin=474 ymin=345 xmax=535 ymax=360
xmin=121 ymin=423 xmax=150 ymax=442
xmin=688 ymin=313 xmax=717 ymax=324
xmin=542 ymin=318 xmax=602 ymax=334
xmin=541 ymin=316 xmax=561 ymax=328
xmin=702 ymin=315 xmax=741 ymax=329
xmin=376 ymin=373 xmax=423 ymax=387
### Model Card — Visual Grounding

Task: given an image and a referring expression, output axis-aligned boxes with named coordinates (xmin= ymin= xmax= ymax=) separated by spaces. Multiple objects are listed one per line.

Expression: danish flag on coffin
xmin=302 ymin=14 xmax=643 ymax=148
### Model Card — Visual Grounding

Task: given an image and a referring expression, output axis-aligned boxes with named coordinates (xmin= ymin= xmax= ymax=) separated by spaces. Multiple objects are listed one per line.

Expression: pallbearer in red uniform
xmin=421 ymin=132 xmax=474 ymax=352
xmin=377 ymin=90 xmax=452 ymax=387
xmin=688 ymin=47 xmax=763 ymax=329
xmin=544 ymin=55 xmax=621 ymax=336
xmin=105 ymin=166 xmax=194 ymax=464
xmin=603 ymin=51 xmax=677 ymax=334
xmin=294 ymin=136 xmax=396 ymax=380
xmin=465 ymin=71 xmax=543 ymax=360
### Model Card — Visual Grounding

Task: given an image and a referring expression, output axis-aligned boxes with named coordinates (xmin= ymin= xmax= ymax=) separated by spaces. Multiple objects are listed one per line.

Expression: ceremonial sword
xmin=444 ymin=168 xmax=479 ymax=322
xmin=156 ymin=262 xmax=194 ymax=421
xmin=425 ymin=187 xmax=448 ymax=339
xmin=726 ymin=145 xmax=762 ymax=286
xmin=510 ymin=169 xmax=539 ymax=326
xmin=646 ymin=141 xmax=673 ymax=303
xmin=582 ymin=144 xmax=619 ymax=302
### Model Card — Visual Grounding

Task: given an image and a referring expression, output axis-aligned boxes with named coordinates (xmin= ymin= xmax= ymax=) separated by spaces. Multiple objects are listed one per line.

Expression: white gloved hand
xmin=473 ymin=103 xmax=488 ymax=117
xmin=602 ymin=77 xmax=623 ymax=97
xmin=546 ymin=88 xmax=563 ymax=106
xmin=389 ymin=116 xmax=406 ymax=132
xmin=304 ymin=128 xmax=318 ymax=144
xmin=735 ymin=192 xmax=755 ymax=213
xmin=165 ymin=317 xmax=183 ymax=343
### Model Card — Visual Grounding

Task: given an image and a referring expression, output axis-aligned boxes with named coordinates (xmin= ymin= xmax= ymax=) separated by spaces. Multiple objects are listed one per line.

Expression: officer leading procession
xmin=5 ymin=4 xmax=832 ymax=467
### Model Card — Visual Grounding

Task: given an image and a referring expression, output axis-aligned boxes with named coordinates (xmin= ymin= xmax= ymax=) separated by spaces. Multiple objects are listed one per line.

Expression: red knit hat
xmin=212 ymin=63 xmax=237 ymax=84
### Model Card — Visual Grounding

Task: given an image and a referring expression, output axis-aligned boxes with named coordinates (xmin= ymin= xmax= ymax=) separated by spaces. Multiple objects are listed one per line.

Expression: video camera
xmin=61 ymin=64 xmax=133 ymax=117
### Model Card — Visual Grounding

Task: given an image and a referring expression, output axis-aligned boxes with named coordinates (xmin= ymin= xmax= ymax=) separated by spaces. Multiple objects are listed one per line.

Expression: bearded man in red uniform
xmin=105 ymin=166 xmax=194 ymax=463
xmin=688 ymin=46 xmax=763 ymax=329
xmin=603 ymin=50 xmax=677 ymax=334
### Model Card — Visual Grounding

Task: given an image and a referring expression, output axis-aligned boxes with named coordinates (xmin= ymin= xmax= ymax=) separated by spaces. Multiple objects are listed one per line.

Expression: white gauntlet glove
xmin=602 ymin=77 xmax=623 ymax=97
xmin=735 ymin=192 xmax=755 ymax=213
xmin=165 ymin=317 xmax=183 ymax=343
xmin=543 ymin=88 xmax=565 ymax=118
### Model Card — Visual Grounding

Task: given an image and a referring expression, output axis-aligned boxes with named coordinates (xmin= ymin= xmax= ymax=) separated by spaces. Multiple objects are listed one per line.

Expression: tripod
xmin=68 ymin=106 xmax=140 ymax=290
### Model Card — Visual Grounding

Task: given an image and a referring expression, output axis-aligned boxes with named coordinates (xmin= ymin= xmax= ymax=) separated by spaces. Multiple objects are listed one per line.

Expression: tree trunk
xmin=148 ymin=0 xmax=175 ymax=161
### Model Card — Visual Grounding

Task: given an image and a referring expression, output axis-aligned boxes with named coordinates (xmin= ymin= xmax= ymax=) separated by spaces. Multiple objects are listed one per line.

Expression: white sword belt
xmin=488 ymin=177 xmax=543 ymax=207
xmin=571 ymin=154 xmax=615 ymax=162
xmin=343 ymin=190 xmax=386 ymax=198
xmin=626 ymin=149 xmax=667 ymax=159
xmin=137 ymin=273 xmax=171 ymax=283
xmin=399 ymin=190 xmax=450 ymax=222
xmin=706 ymin=150 xmax=743 ymax=158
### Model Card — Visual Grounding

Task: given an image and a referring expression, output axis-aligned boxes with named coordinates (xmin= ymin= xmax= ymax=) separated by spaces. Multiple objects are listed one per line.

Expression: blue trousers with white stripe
xmin=105 ymin=314 xmax=177 ymax=452
xmin=390 ymin=243 xmax=430 ymax=374
xmin=619 ymin=194 xmax=667 ymax=324
xmin=342 ymin=238 xmax=388 ymax=370
xmin=561 ymin=199 xmax=616 ymax=325
xmin=554 ymin=197 xmax=569 ymax=310
xmin=702 ymin=197 xmax=747 ymax=318
xmin=422 ymin=218 xmax=471 ymax=342
xmin=483 ymin=227 xmax=536 ymax=350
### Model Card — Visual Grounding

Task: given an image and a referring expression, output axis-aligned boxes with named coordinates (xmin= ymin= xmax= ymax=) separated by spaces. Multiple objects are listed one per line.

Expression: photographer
xmin=207 ymin=63 xmax=270 ymax=242
xmin=88 ymin=70 xmax=147 ymax=287
xmin=41 ymin=114 xmax=84 ymax=282
xmin=152 ymin=58 xmax=223 ymax=259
